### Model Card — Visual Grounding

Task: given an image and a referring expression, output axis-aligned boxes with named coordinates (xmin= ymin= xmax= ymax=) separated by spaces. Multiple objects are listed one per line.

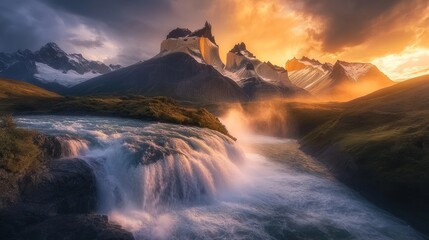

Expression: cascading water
xmin=17 ymin=116 xmax=425 ymax=240
xmin=18 ymin=116 xmax=245 ymax=212
xmin=58 ymin=136 xmax=90 ymax=157
xmin=83 ymin=123 xmax=245 ymax=213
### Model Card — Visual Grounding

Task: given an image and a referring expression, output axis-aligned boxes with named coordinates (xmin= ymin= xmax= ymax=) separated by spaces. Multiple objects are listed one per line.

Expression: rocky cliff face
xmin=0 ymin=133 xmax=134 ymax=240
xmin=160 ymin=22 xmax=224 ymax=72
xmin=225 ymin=42 xmax=308 ymax=99
xmin=188 ymin=21 xmax=217 ymax=45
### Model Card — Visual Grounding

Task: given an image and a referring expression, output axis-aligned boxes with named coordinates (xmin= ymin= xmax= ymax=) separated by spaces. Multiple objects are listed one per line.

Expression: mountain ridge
xmin=225 ymin=42 xmax=308 ymax=99
xmin=69 ymin=22 xmax=308 ymax=102
xmin=0 ymin=42 xmax=121 ymax=92
xmin=68 ymin=52 xmax=248 ymax=103
xmin=286 ymin=56 xmax=394 ymax=99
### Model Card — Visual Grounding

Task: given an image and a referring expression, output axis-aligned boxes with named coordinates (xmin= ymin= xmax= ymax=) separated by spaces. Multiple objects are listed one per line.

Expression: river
xmin=16 ymin=116 xmax=424 ymax=240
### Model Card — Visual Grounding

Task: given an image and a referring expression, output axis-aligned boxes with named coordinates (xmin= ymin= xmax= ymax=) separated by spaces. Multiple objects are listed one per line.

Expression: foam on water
xmin=59 ymin=137 xmax=89 ymax=157
xmin=16 ymin=116 xmax=425 ymax=240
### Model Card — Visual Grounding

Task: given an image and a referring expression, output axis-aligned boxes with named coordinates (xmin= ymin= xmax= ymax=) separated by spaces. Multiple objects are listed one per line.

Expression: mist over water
xmin=220 ymin=101 xmax=290 ymax=137
xmin=17 ymin=115 xmax=424 ymax=240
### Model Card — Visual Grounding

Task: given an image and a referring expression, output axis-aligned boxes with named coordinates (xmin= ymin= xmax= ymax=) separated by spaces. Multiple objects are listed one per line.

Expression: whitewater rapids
xmin=17 ymin=116 xmax=424 ymax=240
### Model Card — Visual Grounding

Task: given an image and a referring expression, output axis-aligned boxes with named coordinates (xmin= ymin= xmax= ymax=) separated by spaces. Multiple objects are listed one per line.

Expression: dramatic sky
xmin=1 ymin=0 xmax=428 ymax=80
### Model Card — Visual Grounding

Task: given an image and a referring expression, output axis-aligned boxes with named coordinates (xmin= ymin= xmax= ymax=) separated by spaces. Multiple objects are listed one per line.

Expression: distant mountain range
xmin=69 ymin=23 xmax=248 ymax=102
xmin=225 ymin=42 xmax=307 ymax=99
xmin=286 ymin=57 xmax=394 ymax=99
xmin=0 ymin=42 xmax=121 ymax=93
xmin=68 ymin=22 xmax=308 ymax=102
xmin=1 ymin=22 xmax=396 ymax=102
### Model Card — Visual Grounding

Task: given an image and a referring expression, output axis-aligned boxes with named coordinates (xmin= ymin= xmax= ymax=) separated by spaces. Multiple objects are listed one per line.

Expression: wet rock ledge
xmin=0 ymin=133 xmax=134 ymax=240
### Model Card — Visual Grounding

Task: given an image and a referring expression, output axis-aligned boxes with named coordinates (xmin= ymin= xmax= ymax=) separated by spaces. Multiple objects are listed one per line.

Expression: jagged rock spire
xmin=230 ymin=42 xmax=247 ymax=53
xmin=229 ymin=42 xmax=256 ymax=58
xmin=165 ymin=21 xmax=217 ymax=45
xmin=189 ymin=21 xmax=216 ymax=45
xmin=166 ymin=28 xmax=192 ymax=39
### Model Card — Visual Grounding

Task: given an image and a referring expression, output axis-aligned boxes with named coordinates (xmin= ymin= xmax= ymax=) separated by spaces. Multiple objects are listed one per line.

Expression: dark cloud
xmin=39 ymin=0 xmax=173 ymax=35
xmin=2 ymin=0 xmax=425 ymax=66
xmin=37 ymin=0 xmax=214 ymax=65
xmin=0 ymin=0 xmax=70 ymax=52
xmin=69 ymin=38 xmax=104 ymax=48
xmin=0 ymin=0 xmax=214 ymax=65
xmin=292 ymin=0 xmax=429 ymax=52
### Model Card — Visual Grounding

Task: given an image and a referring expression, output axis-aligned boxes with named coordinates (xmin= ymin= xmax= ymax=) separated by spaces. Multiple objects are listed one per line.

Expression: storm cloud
xmin=69 ymin=37 xmax=104 ymax=48
xmin=0 ymin=0 xmax=217 ymax=64
xmin=290 ymin=0 xmax=429 ymax=52
xmin=0 ymin=0 xmax=428 ymax=77
xmin=0 ymin=0 xmax=70 ymax=52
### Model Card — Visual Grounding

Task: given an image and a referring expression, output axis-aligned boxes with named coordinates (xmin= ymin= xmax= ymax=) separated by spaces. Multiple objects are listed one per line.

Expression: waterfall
xmin=19 ymin=115 xmax=245 ymax=213
xmin=17 ymin=116 xmax=424 ymax=240
xmin=58 ymin=136 xmax=90 ymax=157
xmin=77 ymin=123 xmax=246 ymax=213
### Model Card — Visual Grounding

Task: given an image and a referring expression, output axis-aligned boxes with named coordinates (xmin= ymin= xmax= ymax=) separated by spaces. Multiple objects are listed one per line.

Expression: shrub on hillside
xmin=0 ymin=115 xmax=40 ymax=173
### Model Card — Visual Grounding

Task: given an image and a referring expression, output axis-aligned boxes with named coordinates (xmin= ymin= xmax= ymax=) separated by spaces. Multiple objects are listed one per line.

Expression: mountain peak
xmin=165 ymin=21 xmax=217 ymax=45
xmin=166 ymin=28 xmax=192 ymax=39
xmin=189 ymin=21 xmax=216 ymax=45
xmin=230 ymin=42 xmax=247 ymax=53
xmin=285 ymin=58 xmax=307 ymax=71
xmin=41 ymin=42 xmax=64 ymax=53
xmin=266 ymin=61 xmax=287 ymax=73
xmin=230 ymin=42 xmax=256 ymax=58
xmin=333 ymin=60 xmax=375 ymax=81
xmin=300 ymin=56 xmax=322 ymax=66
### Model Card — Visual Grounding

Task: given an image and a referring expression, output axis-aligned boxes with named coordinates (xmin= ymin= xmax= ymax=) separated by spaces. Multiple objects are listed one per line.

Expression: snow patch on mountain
xmin=226 ymin=43 xmax=291 ymax=86
xmin=159 ymin=37 xmax=206 ymax=64
xmin=34 ymin=62 xmax=101 ymax=87
xmin=0 ymin=42 xmax=121 ymax=90
xmin=67 ymin=53 xmax=86 ymax=64
xmin=338 ymin=61 xmax=372 ymax=81
xmin=159 ymin=23 xmax=225 ymax=72
xmin=286 ymin=57 xmax=393 ymax=96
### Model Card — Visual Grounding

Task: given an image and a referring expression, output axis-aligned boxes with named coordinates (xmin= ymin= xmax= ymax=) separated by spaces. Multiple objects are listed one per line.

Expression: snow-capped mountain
xmin=286 ymin=57 xmax=393 ymax=98
xmin=226 ymin=43 xmax=289 ymax=85
xmin=0 ymin=42 xmax=121 ymax=92
xmin=69 ymin=22 xmax=307 ymax=102
xmin=225 ymin=42 xmax=307 ymax=99
xmin=159 ymin=23 xmax=308 ymax=99
xmin=157 ymin=21 xmax=225 ymax=73
xmin=68 ymin=22 xmax=248 ymax=102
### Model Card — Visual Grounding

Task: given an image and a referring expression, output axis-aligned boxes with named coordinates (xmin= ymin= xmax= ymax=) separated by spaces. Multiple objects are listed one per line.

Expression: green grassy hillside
xmin=0 ymin=78 xmax=60 ymax=99
xmin=0 ymin=115 xmax=40 ymax=173
xmin=287 ymin=75 xmax=429 ymax=234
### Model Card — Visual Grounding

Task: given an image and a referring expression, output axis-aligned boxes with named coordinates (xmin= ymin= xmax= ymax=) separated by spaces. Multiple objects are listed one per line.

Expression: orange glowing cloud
xmin=210 ymin=0 xmax=311 ymax=67
xmin=200 ymin=0 xmax=429 ymax=80
xmin=30 ymin=0 xmax=429 ymax=81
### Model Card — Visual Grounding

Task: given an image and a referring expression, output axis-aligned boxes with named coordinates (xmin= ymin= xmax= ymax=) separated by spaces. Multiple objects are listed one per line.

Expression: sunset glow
xmin=2 ymin=1 xmax=429 ymax=238
xmin=209 ymin=0 xmax=429 ymax=81
xmin=1 ymin=0 xmax=428 ymax=80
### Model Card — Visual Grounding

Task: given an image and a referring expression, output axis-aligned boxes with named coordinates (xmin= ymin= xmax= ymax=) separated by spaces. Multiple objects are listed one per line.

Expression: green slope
xmin=288 ymin=75 xmax=429 ymax=235
xmin=0 ymin=78 xmax=60 ymax=99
